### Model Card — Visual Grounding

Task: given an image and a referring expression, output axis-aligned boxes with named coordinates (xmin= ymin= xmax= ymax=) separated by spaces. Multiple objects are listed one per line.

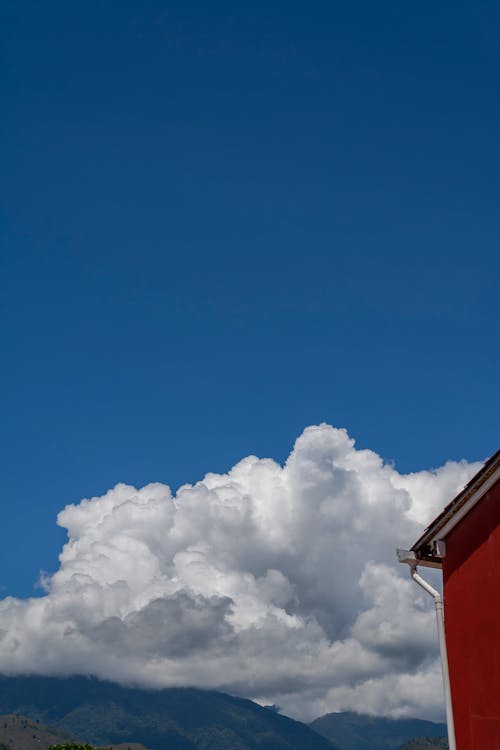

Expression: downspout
xmin=396 ymin=549 xmax=456 ymax=750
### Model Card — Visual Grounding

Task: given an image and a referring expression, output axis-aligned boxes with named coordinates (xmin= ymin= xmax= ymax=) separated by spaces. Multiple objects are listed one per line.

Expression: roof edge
xmin=411 ymin=449 xmax=500 ymax=567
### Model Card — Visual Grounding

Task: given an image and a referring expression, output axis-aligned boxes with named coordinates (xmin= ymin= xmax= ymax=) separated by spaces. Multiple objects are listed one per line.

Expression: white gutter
xmin=397 ymin=549 xmax=456 ymax=750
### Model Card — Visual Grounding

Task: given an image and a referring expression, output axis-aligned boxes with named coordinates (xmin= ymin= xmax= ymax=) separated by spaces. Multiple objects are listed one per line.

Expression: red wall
xmin=443 ymin=480 xmax=500 ymax=750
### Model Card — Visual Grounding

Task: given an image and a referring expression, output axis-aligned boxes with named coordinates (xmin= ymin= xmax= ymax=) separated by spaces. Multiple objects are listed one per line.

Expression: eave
xmin=411 ymin=449 xmax=500 ymax=569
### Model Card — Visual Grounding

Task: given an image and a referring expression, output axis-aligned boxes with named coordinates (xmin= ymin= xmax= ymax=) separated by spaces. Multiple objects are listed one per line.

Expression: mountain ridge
xmin=0 ymin=675 xmax=337 ymax=750
xmin=309 ymin=711 xmax=447 ymax=750
xmin=0 ymin=713 xmax=148 ymax=750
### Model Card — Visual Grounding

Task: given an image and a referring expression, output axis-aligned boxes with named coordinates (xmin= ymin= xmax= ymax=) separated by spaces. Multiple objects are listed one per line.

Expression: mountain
xmin=309 ymin=712 xmax=447 ymax=750
xmin=0 ymin=714 xmax=148 ymax=750
xmin=0 ymin=676 xmax=337 ymax=750
xmin=0 ymin=714 xmax=73 ymax=750
xmin=398 ymin=740 xmax=448 ymax=750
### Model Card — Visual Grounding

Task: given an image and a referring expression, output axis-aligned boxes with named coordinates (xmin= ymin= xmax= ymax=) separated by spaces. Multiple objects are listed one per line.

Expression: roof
xmin=411 ymin=449 xmax=500 ymax=568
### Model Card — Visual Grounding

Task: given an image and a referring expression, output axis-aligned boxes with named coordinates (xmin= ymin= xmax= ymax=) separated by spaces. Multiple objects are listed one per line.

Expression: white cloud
xmin=0 ymin=425 xmax=480 ymax=721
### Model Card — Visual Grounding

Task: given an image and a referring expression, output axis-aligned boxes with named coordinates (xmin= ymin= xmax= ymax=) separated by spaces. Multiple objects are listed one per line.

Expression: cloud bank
xmin=0 ymin=425 xmax=480 ymax=721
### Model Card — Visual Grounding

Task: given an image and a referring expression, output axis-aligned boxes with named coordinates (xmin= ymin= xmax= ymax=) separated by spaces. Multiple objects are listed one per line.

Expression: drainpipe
xmin=396 ymin=549 xmax=456 ymax=750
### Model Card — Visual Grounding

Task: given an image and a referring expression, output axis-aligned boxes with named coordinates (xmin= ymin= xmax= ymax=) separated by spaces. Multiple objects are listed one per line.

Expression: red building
xmin=410 ymin=449 xmax=500 ymax=750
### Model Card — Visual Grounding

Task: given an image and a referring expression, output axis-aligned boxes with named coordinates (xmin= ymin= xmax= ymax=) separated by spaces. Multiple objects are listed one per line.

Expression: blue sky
xmin=2 ymin=0 xmax=499 ymax=598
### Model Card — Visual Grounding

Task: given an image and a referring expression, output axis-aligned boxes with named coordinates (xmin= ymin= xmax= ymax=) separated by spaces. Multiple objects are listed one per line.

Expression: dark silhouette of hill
xmin=0 ymin=714 xmax=147 ymax=750
xmin=0 ymin=714 xmax=73 ymax=750
xmin=398 ymin=740 xmax=448 ymax=750
xmin=0 ymin=676 xmax=337 ymax=750
xmin=309 ymin=711 xmax=447 ymax=750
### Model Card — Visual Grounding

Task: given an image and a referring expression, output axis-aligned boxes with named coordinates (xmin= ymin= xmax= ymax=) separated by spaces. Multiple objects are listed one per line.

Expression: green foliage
xmin=48 ymin=745 xmax=111 ymax=750
xmin=0 ymin=742 xmax=11 ymax=750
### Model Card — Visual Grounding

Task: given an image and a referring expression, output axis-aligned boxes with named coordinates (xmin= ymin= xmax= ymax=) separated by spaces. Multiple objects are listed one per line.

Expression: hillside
xmin=309 ymin=711 xmax=447 ymax=750
xmin=398 ymin=740 xmax=448 ymax=750
xmin=0 ymin=676 xmax=337 ymax=750
xmin=0 ymin=714 xmax=72 ymax=750
xmin=0 ymin=715 xmax=148 ymax=750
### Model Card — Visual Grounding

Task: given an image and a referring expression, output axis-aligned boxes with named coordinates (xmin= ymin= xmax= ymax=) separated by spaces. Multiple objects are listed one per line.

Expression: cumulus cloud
xmin=0 ymin=425 xmax=480 ymax=721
